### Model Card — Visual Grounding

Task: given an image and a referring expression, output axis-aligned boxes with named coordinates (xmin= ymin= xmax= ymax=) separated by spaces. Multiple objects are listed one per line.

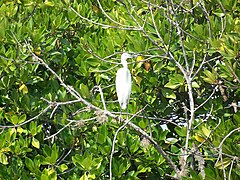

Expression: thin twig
xmin=228 ymin=157 xmax=236 ymax=180
xmin=69 ymin=6 xmax=140 ymax=31
xmin=218 ymin=127 xmax=240 ymax=150
xmin=96 ymin=0 xmax=128 ymax=27
xmin=109 ymin=105 xmax=148 ymax=180
xmin=195 ymin=86 xmax=217 ymax=111
xmin=44 ymin=121 xmax=73 ymax=141
xmin=169 ymin=0 xmax=189 ymax=72
xmin=0 ymin=105 xmax=51 ymax=128
xmin=57 ymin=138 xmax=76 ymax=166
xmin=95 ymin=85 xmax=107 ymax=111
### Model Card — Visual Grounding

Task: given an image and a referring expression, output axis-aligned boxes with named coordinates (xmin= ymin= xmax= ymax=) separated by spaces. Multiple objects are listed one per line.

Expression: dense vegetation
xmin=0 ymin=0 xmax=240 ymax=179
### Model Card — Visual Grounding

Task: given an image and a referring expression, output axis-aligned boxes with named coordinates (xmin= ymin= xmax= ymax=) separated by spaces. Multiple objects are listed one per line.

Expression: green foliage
xmin=0 ymin=0 xmax=240 ymax=179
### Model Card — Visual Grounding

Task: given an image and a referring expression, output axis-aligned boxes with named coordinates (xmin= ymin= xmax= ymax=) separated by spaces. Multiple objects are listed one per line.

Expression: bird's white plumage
xmin=116 ymin=53 xmax=133 ymax=110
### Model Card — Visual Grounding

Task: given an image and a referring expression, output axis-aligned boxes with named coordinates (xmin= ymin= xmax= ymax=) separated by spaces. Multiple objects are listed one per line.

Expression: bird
xmin=116 ymin=53 xmax=134 ymax=110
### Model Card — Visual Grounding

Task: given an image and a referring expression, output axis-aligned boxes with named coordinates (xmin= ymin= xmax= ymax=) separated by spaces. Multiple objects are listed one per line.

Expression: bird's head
xmin=121 ymin=52 xmax=133 ymax=60
xmin=121 ymin=53 xmax=135 ymax=67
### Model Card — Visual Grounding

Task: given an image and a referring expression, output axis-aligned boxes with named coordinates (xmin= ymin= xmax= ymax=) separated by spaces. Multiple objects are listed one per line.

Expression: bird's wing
xmin=116 ymin=68 xmax=132 ymax=109
xmin=116 ymin=68 xmax=123 ymax=95
xmin=125 ymin=69 xmax=132 ymax=99
xmin=116 ymin=68 xmax=131 ymax=93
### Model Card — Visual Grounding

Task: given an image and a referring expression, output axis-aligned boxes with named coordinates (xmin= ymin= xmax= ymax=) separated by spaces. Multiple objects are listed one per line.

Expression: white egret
xmin=116 ymin=53 xmax=134 ymax=110
xmin=110 ymin=53 xmax=135 ymax=180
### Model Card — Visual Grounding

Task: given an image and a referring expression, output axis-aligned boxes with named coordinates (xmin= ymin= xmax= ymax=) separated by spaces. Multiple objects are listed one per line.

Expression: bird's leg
xmin=146 ymin=110 xmax=152 ymax=138
xmin=143 ymin=109 xmax=152 ymax=138
xmin=118 ymin=107 xmax=123 ymax=125
xmin=120 ymin=108 xmax=122 ymax=122
xmin=148 ymin=118 xmax=152 ymax=138
xmin=126 ymin=106 xmax=129 ymax=121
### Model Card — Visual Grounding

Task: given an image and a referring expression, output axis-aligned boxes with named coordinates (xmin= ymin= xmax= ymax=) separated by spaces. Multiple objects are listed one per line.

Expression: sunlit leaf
xmin=165 ymin=138 xmax=178 ymax=144
xmin=19 ymin=84 xmax=28 ymax=94
xmin=133 ymin=76 xmax=142 ymax=86
xmin=192 ymin=81 xmax=200 ymax=88
xmin=194 ymin=135 xmax=205 ymax=143
xmin=202 ymin=126 xmax=211 ymax=137
xmin=44 ymin=1 xmax=54 ymax=7
xmin=0 ymin=153 xmax=8 ymax=165
xmin=215 ymin=158 xmax=231 ymax=169
xmin=32 ymin=137 xmax=40 ymax=149
xmin=58 ymin=164 xmax=68 ymax=172
xmin=162 ymin=88 xmax=176 ymax=99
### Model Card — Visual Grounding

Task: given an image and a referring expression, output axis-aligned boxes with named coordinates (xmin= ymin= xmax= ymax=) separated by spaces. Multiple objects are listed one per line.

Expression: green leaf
xmin=233 ymin=112 xmax=240 ymax=124
xmin=17 ymin=127 xmax=28 ymax=134
xmin=80 ymin=83 xmax=90 ymax=98
xmin=164 ymin=81 xmax=180 ymax=89
xmin=202 ymin=70 xmax=217 ymax=84
xmin=97 ymin=125 xmax=107 ymax=144
xmin=25 ymin=157 xmax=34 ymax=172
xmin=40 ymin=174 xmax=48 ymax=180
xmin=0 ymin=153 xmax=8 ymax=165
xmin=1 ymin=76 xmax=10 ymax=88
xmin=138 ymin=119 xmax=148 ymax=129
xmin=43 ymin=145 xmax=52 ymax=157
xmin=164 ymin=74 xmax=185 ymax=89
xmin=11 ymin=115 xmax=19 ymax=125
xmin=189 ymin=168 xmax=201 ymax=180
xmin=72 ymin=154 xmax=94 ymax=171
xmin=30 ymin=121 xmax=37 ymax=136
xmin=81 ymin=154 xmax=92 ymax=170
xmin=40 ymin=168 xmax=56 ymax=179
xmin=118 ymin=131 xmax=126 ymax=146
xmin=32 ymin=137 xmax=40 ymax=149
xmin=19 ymin=114 xmax=26 ymax=124
xmin=202 ymin=126 xmax=211 ymax=137
xmin=165 ymin=138 xmax=178 ymax=144
xmin=205 ymin=167 xmax=216 ymax=179
xmin=44 ymin=0 xmax=55 ymax=7
xmin=50 ymin=144 xmax=59 ymax=164
xmin=161 ymin=88 xmax=176 ymax=99
xmin=212 ymin=12 xmax=225 ymax=18
xmin=175 ymin=126 xmax=187 ymax=137
xmin=192 ymin=81 xmax=200 ymax=88
xmin=159 ymin=130 xmax=168 ymax=140
xmin=79 ymin=172 xmax=88 ymax=180
xmin=58 ymin=164 xmax=68 ymax=172
xmin=130 ymin=140 xmax=139 ymax=153
xmin=215 ymin=158 xmax=231 ymax=169
xmin=137 ymin=165 xmax=151 ymax=173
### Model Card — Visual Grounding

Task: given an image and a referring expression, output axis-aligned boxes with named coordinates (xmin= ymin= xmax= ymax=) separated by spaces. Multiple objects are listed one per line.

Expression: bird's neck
xmin=122 ymin=60 xmax=128 ymax=68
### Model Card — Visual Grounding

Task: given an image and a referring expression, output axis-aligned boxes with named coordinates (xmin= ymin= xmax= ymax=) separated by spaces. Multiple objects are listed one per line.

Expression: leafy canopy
xmin=0 ymin=0 xmax=240 ymax=179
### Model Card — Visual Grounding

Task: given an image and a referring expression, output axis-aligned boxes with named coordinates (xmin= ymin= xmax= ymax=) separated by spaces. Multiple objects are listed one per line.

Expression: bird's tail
xmin=121 ymin=103 xmax=127 ymax=110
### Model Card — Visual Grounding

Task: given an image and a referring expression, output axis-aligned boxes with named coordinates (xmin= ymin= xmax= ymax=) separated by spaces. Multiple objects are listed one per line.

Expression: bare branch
xmin=218 ymin=127 xmax=240 ymax=150
xmin=92 ymin=85 xmax=107 ymax=111
xmin=69 ymin=5 xmax=141 ymax=31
